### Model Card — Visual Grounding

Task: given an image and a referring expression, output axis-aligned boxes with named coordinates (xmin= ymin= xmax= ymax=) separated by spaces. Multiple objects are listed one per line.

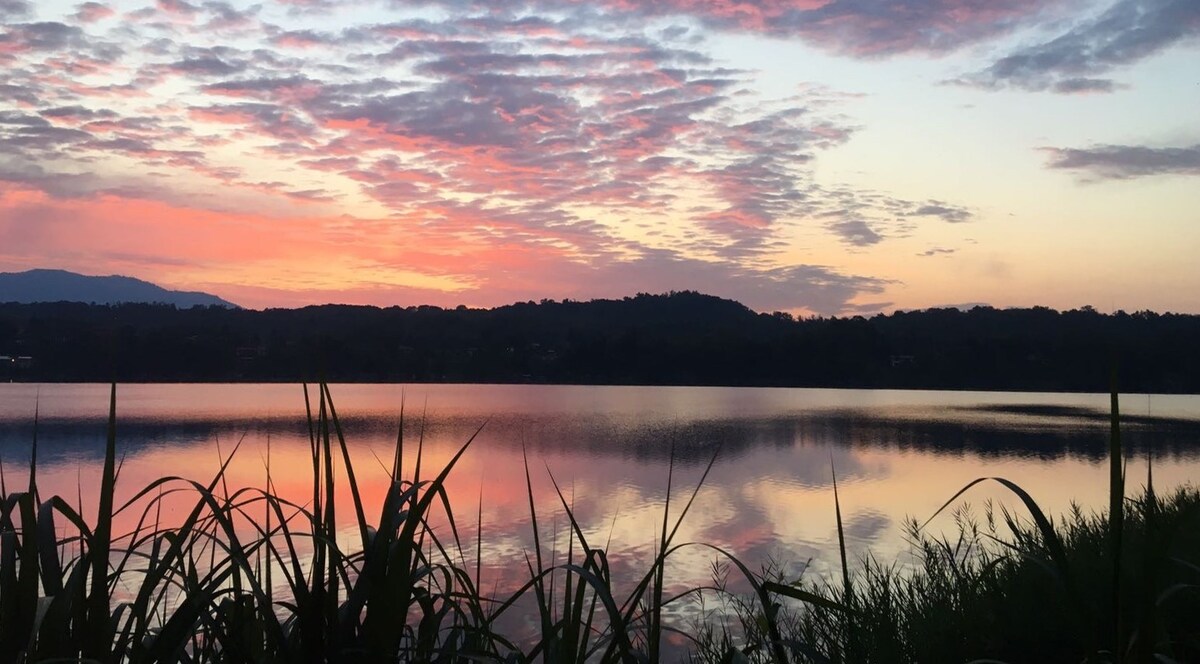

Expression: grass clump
xmin=758 ymin=487 xmax=1200 ymax=664
xmin=696 ymin=386 xmax=1200 ymax=664
xmin=0 ymin=383 xmax=832 ymax=663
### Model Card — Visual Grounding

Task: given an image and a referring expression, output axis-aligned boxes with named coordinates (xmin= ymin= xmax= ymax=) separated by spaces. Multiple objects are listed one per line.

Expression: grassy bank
xmin=693 ymin=486 xmax=1200 ymax=663
xmin=1 ymin=384 xmax=1198 ymax=662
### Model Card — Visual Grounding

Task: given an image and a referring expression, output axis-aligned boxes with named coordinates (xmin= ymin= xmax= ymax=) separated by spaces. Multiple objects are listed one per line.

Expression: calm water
xmin=2 ymin=383 xmax=1199 ymax=596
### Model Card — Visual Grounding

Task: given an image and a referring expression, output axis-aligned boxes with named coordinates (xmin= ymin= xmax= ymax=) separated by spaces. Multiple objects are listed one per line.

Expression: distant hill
xmin=0 ymin=269 xmax=236 ymax=308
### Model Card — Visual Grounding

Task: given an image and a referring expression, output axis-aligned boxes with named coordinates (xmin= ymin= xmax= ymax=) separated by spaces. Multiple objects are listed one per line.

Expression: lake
xmin=2 ymin=383 xmax=1199 ymax=603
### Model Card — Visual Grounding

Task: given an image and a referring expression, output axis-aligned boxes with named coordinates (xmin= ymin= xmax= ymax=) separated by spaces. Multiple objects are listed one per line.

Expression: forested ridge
xmin=2 ymin=292 xmax=1197 ymax=392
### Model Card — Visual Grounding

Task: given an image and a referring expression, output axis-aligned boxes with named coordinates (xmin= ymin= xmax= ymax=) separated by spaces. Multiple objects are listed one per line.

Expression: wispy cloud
xmin=478 ymin=0 xmax=1068 ymax=57
xmin=1042 ymin=143 xmax=1200 ymax=179
xmin=960 ymin=0 xmax=1200 ymax=92
xmin=0 ymin=0 xmax=1000 ymax=312
xmin=910 ymin=202 xmax=972 ymax=223
xmin=73 ymin=2 xmax=115 ymax=23
xmin=0 ymin=0 xmax=30 ymax=20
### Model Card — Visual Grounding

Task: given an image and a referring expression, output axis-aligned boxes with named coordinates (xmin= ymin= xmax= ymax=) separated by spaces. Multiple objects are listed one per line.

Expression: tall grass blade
xmin=831 ymin=458 xmax=855 ymax=663
xmin=393 ymin=390 xmax=405 ymax=481
xmin=543 ymin=467 xmax=636 ymax=662
xmin=475 ymin=485 xmax=483 ymax=605
xmin=84 ymin=382 xmax=118 ymax=660
xmin=28 ymin=397 xmax=37 ymax=503
xmin=1109 ymin=374 xmax=1124 ymax=658
xmin=922 ymin=477 xmax=1070 ymax=575
xmin=692 ymin=541 xmax=841 ymax=662
xmin=522 ymin=446 xmax=554 ymax=661
xmin=649 ymin=444 xmax=676 ymax=663
xmin=831 ymin=459 xmax=851 ymax=600
xmin=321 ymin=383 xmax=370 ymax=552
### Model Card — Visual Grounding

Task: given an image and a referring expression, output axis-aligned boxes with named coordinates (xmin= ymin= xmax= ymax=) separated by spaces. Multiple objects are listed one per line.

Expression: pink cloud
xmin=270 ymin=31 xmax=328 ymax=49
xmin=0 ymin=1 xmax=977 ymax=313
xmin=156 ymin=0 xmax=198 ymax=16
xmin=0 ymin=184 xmax=319 ymax=264
xmin=74 ymin=2 xmax=115 ymax=23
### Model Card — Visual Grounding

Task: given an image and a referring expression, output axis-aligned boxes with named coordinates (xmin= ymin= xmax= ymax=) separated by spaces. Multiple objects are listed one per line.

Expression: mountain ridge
xmin=0 ymin=269 xmax=237 ymax=308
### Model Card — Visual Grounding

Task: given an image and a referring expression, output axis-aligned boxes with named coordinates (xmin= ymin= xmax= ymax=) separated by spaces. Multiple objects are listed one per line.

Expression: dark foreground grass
xmin=0 ymin=383 xmax=835 ymax=663
xmin=1 ymin=383 xmax=1198 ymax=663
xmin=693 ymin=387 xmax=1200 ymax=664
xmin=696 ymin=486 xmax=1200 ymax=664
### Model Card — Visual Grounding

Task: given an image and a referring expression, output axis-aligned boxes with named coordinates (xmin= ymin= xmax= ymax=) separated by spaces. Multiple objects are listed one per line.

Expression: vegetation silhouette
xmin=2 ymin=291 xmax=1199 ymax=392
xmin=2 ymin=384 xmax=1198 ymax=662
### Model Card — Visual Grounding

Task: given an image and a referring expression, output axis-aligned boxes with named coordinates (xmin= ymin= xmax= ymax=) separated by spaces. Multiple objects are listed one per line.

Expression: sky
xmin=0 ymin=0 xmax=1197 ymax=315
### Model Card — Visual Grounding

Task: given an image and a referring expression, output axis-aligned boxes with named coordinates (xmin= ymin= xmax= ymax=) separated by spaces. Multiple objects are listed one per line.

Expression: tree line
xmin=2 ymin=292 xmax=1197 ymax=392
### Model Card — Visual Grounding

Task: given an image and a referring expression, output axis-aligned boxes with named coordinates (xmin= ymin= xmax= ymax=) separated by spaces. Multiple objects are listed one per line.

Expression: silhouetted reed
xmin=693 ymin=388 xmax=1200 ymax=663
xmin=1 ymin=383 xmax=1196 ymax=662
xmin=0 ymin=383 xmax=837 ymax=662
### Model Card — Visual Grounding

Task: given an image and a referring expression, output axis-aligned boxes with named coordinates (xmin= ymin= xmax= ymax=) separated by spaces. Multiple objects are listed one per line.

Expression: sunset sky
xmin=1 ymin=0 xmax=1197 ymax=314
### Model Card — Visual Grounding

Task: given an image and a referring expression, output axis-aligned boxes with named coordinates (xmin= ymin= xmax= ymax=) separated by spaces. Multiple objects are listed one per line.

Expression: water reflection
xmin=4 ymin=407 xmax=1199 ymax=466
xmin=1 ymin=383 xmax=1198 ymax=593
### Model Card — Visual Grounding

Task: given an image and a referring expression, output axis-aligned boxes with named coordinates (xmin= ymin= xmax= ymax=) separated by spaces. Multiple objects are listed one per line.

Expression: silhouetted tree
xmin=1 ymin=293 xmax=1197 ymax=392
